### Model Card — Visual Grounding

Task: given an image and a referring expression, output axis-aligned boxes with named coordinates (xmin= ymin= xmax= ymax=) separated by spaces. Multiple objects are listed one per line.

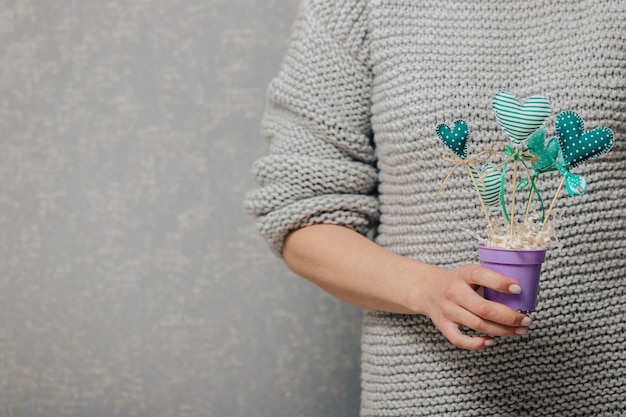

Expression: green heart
xmin=527 ymin=126 xmax=559 ymax=174
xmin=436 ymin=120 xmax=469 ymax=159
xmin=555 ymin=110 xmax=615 ymax=169
xmin=492 ymin=90 xmax=552 ymax=146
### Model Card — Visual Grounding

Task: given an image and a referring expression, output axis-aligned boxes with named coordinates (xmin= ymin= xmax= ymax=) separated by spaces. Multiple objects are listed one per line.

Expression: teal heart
xmin=555 ymin=110 xmax=615 ymax=169
xmin=492 ymin=90 xmax=552 ymax=146
xmin=436 ymin=120 xmax=469 ymax=159
xmin=469 ymin=163 xmax=501 ymax=213
xmin=526 ymin=126 xmax=559 ymax=174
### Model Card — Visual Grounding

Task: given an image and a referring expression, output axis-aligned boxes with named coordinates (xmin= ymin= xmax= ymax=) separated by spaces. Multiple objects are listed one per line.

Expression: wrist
xmin=395 ymin=257 xmax=445 ymax=316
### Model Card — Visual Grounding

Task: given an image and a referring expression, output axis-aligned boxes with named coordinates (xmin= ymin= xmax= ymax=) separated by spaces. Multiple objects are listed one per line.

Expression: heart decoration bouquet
xmin=435 ymin=90 xmax=615 ymax=312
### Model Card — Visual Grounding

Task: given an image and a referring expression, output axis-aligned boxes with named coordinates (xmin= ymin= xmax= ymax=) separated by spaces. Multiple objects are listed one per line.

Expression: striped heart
xmin=436 ymin=120 xmax=469 ymax=159
xmin=555 ymin=110 xmax=615 ymax=169
xmin=469 ymin=163 xmax=501 ymax=214
xmin=492 ymin=90 xmax=552 ymax=146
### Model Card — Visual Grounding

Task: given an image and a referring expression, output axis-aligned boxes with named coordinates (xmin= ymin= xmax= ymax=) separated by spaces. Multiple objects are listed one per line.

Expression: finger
xmin=439 ymin=321 xmax=495 ymax=350
xmin=442 ymin=275 xmax=525 ymax=327
xmin=447 ymin=303 xmax=526 ymax=337
xmin=441 ymin=269 xmax=529 ymax=328
xmin=462 ymin=264 xmax=523 ymax=294
xmin=458 ymin=291 xmax=530 ymax=328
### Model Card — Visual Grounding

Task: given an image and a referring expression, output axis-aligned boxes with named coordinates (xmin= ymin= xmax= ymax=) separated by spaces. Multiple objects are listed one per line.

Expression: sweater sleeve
xmin=244 ymin=0 xmax=378 ymax=256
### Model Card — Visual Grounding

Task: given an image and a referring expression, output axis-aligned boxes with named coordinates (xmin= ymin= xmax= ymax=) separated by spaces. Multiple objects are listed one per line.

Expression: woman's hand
xmin=419 ymin=264 xmax=532 ymax=350
xmin=283 ymin=224 xmax=532 ymax=351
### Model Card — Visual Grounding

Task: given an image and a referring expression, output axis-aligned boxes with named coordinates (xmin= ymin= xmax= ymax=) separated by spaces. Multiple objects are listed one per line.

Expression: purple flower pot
xmin=478 ymin=244 xmax=547 ymax=313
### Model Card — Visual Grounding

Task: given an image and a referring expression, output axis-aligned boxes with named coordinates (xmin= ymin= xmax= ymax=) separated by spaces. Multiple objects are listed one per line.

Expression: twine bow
xmin=435 ymin=150 xmax=493 ymax=197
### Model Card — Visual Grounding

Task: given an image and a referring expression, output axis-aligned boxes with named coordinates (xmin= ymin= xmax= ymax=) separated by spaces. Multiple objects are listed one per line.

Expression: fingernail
xmin=515 ymin=327 xmax=528 ymax=336
xmin=484 ymin=338 xmax=496 ymax=347
xmin=521 ymin=316 xmax=532 ymax=327
xmin=509 ymin=284 xmax=522 ymax=294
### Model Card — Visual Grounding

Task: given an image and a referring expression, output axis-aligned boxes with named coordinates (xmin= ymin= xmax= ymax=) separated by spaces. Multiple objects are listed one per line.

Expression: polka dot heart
xmin=555 ymin=110 xmax=615 ymax=169
xmin=436 ymin=120 xmax=470 ymax=159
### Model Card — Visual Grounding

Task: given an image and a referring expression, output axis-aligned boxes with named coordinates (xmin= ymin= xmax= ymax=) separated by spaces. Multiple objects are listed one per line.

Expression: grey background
xmin=0 ymin=1 xmax=363 ymax=416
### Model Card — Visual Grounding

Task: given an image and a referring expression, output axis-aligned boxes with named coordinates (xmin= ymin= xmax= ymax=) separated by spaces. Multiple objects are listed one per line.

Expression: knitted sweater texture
xmin=245 ymin=0 xmax=626 ymax=415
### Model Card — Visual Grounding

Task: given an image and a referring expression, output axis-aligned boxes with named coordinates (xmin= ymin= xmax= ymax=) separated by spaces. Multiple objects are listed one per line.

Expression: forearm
xmin=282 ymin=224 xmax=439 ymax=314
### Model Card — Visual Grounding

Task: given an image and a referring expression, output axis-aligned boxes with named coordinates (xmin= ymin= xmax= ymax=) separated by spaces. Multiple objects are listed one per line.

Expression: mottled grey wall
xmin=0 ymin=1 xmax=363 ymax=416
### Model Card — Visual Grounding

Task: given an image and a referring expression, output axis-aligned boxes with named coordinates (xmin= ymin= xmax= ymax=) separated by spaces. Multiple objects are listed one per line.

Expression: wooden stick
xmin=543 ymin=176 xmax=566 ymax=227
xmin=524 ymin=185 xmax=535 ymax=222
xmin=522 ymin=164 xmax=536 ymax=223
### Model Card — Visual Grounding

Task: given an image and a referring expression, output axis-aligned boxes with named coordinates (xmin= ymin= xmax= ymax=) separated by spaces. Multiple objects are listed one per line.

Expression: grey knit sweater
xmin=245 ymin=0 xmax=626 ymax=415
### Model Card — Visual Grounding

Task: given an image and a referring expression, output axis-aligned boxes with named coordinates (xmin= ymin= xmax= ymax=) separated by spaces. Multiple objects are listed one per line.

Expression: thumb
xmin=464 ymin=264 xmax=522 ymax=294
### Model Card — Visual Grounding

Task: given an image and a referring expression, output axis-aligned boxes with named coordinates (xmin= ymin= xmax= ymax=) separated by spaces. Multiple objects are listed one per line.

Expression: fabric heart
xmin=555 ymin=110 xmax=615 ymax=169
xmin=469 ymin=163 xmax=501 ymax=214
xmin=526 ymin=126 xmax=559 ymax=174
xmin=436 ymin=120 xmax=469 ymax=159
xmin=492 ymin=90 xmax=552 ymax=146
